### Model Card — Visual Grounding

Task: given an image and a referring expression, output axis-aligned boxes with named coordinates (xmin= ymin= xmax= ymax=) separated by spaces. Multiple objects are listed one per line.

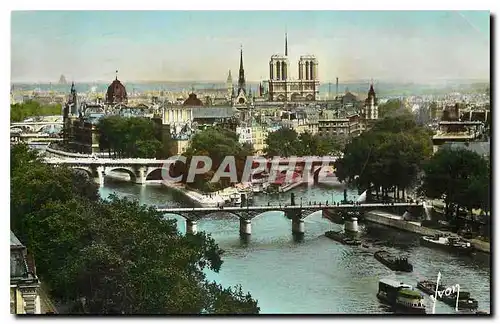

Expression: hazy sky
xmin=11 ymin=11 xmax=490 ymax=83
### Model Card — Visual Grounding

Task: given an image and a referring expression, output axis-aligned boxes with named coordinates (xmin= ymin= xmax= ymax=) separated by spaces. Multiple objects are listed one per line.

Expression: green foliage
xmin=335 ymin=114 xmax=433 ymax=199
xmin=97 ymin=116 xmax=162 ymax=158
xmin=377 ymin=99 xmax=403 ymax=119
xmin=11 ymin=101 xmax=62 ymax=122
xmin=420 ymin=147 xmax=490 ymax=217
xmin=265 ymin=128 xmax=342 ymax=157
xmin=176 ymin=127 xmax=253 ymax=192
xmin=10 ymin=143 xmax=259 ymax=314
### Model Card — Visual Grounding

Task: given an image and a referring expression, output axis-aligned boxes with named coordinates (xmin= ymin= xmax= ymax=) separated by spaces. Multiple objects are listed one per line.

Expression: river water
xmin=99 ymin=181 xmax=491 ymax=314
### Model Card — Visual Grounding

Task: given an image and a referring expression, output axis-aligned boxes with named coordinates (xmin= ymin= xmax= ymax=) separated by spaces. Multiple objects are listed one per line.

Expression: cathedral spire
xmin=238 ymin=45 xmax=246 ymax=93
xmin=285 ymin=33 xmax=288 ymax=56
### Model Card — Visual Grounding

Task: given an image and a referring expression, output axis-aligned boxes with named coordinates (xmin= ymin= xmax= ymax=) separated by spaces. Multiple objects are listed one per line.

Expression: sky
xmin=11 ymin=11 xmax=490 ymax=84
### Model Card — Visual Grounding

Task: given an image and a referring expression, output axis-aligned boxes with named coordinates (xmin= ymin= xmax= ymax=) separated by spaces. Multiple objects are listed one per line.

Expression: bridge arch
xmin=249 ymin=209 xmax=286 ymax=221
xmin=105 ymin=167 xmax=137 ymax=182
xmin=37 ymin=124 xmax=63 ymax=134
xmin=11 ymin=125 xmax=34 ymax=132
xmin=145 ymin=167 xmax=164 ymax=181
xmin=34 ymin=124 xmax=63 ymax=133
xmin=71 ymin=166 xmax=93 ymax=178
xmin=301 ymin=209 xmax=325 ymax=219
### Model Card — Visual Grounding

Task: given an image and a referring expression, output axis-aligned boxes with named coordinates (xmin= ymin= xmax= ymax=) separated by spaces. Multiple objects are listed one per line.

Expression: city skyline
xmin=11 ymin=10 xmax=490 ymax=84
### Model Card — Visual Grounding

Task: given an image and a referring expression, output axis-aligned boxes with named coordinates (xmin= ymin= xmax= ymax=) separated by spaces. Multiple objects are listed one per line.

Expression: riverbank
xmin=161 ymin=181 xmax=225 ymax=207
xmin=364 ymin=210 xmax=490 ymax=254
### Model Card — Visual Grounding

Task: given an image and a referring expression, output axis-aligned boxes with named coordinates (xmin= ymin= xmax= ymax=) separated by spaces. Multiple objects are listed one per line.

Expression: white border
xmin=3 ymin=2 xmax=497 ymax=323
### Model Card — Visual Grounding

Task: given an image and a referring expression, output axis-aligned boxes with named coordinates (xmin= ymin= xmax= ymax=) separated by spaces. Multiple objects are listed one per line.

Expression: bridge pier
xmin=344 ymin=217 xmax=359 ymax=233
xmin=186 ymin=219 xmax=198 ymax=235
xmin=135 ymin=167 xmax=147 ymax=185
xmin=94 ymin=166 xmax=105 ymax=187
xmin=291 ymin=218 xmax=305 ymax=235
xmin=239 ymin=219 xmax=252 ymax=236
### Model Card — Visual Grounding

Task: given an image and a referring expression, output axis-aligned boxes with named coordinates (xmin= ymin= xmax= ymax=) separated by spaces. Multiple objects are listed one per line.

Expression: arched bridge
xmin=44 ymin=158 xmax=174 ymax=185
xmin=43 ymin=156 xmax=342 ymax=186
xmin=156 ymin=202 xmax=424 ymax=236
xmin=11 ymin=121 xmax=64 ymax=133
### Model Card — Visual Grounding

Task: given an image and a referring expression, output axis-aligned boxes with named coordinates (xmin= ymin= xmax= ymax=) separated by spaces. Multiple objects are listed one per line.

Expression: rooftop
xmin=10 ymin=231 xmax=24 ymax=248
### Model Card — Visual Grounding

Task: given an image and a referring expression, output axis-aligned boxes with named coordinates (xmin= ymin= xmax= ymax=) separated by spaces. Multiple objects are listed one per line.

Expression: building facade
xmin=318 ymin=111 xmax=362 ymax=138
xmin=267 ymin=34 xmax=320 ymax=102
xmin=11 ymin=231 xmax=41 ymax=314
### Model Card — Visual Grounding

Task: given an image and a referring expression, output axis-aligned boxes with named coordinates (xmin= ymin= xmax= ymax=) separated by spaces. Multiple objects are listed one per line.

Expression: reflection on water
xmin=98 ymin=182 xmax=491 ymax=314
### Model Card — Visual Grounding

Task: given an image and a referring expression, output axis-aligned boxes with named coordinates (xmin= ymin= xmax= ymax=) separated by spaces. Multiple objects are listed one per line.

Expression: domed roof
xmin=183 ymin=93 xmax=203 ymax=106
xmin=106 ymin=77 xmax=128 ymax=105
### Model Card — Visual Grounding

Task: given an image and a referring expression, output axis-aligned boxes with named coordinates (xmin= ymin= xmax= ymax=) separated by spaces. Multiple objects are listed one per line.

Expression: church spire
xmin=285 ymin=33 xmax=288 ymax=56
xmin=238 ymin=45 xmax=246 ymax=93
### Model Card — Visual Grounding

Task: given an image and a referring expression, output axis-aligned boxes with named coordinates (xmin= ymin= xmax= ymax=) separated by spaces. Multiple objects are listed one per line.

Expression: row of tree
xmin=335 ymin=112 xmax=490 ymax=220
xmin=11 ymin=143 xmax=259 ymax=314
xmin=419 ymin=147 xmax=490 ymax=219
xmin=264 ymin=128 xmax=343 ymax=157
xmin=335 ymin=113 xmax=433 ymax=201
xmin=97 ymin=116 xmax=164 ymax=158
xmin=11 ymin=101 xmax=62 ymax=122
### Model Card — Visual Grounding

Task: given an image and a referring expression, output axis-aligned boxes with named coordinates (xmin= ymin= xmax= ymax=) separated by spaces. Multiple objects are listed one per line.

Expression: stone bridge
xmin=11 ymin=121 xmax=64 ymax=133
xmin=44 ymin=158 xmax=174 ymax=186
xmin=43 ymin=156 xmax=341 ymax=186
xmin=156 ymin=202 xmax=424 ymax=237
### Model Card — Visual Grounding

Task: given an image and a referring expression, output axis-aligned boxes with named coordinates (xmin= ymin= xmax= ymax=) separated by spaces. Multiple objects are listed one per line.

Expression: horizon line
xmin=10 ymin=78 xmax=491 ymax=85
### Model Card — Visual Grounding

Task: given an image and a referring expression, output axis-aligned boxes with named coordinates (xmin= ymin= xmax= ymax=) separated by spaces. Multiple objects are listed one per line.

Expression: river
xmin=99 ymin=180 xmax=491 ymax=314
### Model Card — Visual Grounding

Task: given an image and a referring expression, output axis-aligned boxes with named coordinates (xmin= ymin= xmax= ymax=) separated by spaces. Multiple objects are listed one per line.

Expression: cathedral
xmin=267 ymin=34 xmax=320 ymax=102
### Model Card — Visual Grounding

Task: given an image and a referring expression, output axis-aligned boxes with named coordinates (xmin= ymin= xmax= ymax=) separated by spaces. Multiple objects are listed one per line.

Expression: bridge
xmin=11 ymin=133 xmax=62 ymax=144
xmin=11 ymin=121 xmax=64 ymax=133
xmin=43 ymin=156 xmax=341 ymax=186
xmin=44 ymin=158 xmax=170 ymax=185
xmin=155 ymin=202 xmax=425 ymax=236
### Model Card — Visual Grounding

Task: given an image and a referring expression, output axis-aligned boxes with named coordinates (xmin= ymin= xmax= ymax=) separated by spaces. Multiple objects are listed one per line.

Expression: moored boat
xmin=377 ymin=278 xmax=426 ymax=314
xmin=416 ymin=280 xmax=478 ymax=310
xmin=374 ymin=250 xmax=413 ymax=272
xmin=420 ymin=234 xmax=473 ymax=254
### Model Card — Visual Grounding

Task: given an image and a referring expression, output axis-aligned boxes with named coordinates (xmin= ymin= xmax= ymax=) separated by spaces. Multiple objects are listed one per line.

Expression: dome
xmin=106 ymin=78 xmax=128 ymax=105
xmin=183 ymin=93 xmax=203 ymax=106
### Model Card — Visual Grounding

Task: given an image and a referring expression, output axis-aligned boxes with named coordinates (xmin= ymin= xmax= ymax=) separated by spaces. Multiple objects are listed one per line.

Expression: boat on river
xmin=420 ymin=234 xmax=473 ymax=254
xmin=325 ymin=230 xmax=362 ymax=246
xmin=374 ymin=250 xmax=413 ymax=272
xmin=416 ymin=280 xmax=478 ymax=310
xmin=377 ymin=278 xmax=426 ymax=314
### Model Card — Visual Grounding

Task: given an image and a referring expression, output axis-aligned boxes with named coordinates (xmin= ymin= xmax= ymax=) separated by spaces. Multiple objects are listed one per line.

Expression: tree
xmin=11 ymin=101 xmax=62 ymax=122
xmin=10 ymin=143 xmax=260 ymax=314
xmin=420 ymin=147 xmax=490 ymax=220
xmin=264 ymin=127 xmax=300 ymax=157
xmin=377 ymin=99 xmax=402 ymax=119
xmin=335 ymin=114 xmax=433 ymax=200
xmin=97 ymin=116 xmax=163 ymax=158
xmin=265 ymin=128 xmax=342 ymax=157
xmin=180 ymin=127 xmax=253 ymax=192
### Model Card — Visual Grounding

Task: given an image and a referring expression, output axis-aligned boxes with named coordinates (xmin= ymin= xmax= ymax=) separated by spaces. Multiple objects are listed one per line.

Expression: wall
xmin=364 ymin=210 xmax=490 ymax=254
xmin=364 ymin=210 xmax=442 ymax=236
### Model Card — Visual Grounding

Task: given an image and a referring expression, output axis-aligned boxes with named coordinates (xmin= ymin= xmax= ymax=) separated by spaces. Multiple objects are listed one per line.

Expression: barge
xmin=416 ymin=280 xmax=478 ymax=310
xmin=374 ymin=250 xmax=413 ymax=272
